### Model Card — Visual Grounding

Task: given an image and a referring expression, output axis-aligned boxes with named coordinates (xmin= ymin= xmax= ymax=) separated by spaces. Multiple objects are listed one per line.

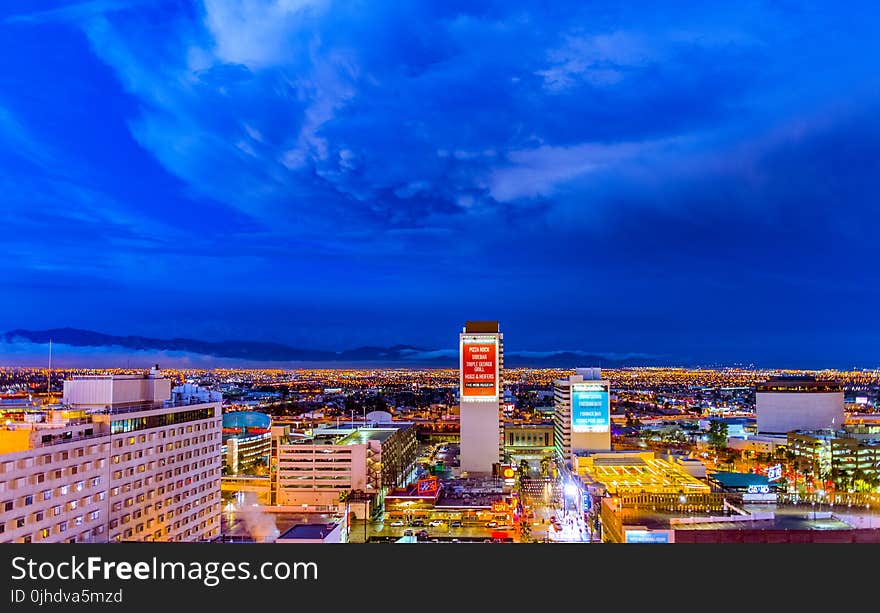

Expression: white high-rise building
xmin=0 ymin=368 xmax=222 ymax=543
xmin=554 ymin=368 xmax=611 ymax=469
xmin=459 ymin=321 xmax=503 ymax=475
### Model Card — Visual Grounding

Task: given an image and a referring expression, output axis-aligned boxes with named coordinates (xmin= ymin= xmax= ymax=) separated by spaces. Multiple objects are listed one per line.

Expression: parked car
xmin=450 ymin=520 xmax=463 ymax=528
xmin=390 ymin=520 xmax=404 ymax=527
xmin=485 ymin=521 xmax=498 ymax=528
xmin=429 ymin=520 xmax=444 ymax=527
xmin=410 ymin=519 xmax=425 ymax=527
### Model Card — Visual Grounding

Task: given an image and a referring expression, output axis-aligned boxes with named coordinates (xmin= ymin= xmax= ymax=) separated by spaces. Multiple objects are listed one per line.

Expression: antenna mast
xmin=47 ymin=338 xmax=53 ymax=399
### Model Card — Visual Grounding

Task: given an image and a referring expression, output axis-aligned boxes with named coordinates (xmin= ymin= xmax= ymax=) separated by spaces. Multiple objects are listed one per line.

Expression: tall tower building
xmin=554 ymin=368 xmax=611 ymax=469
xmin=459 ymin=321 xmax=503 ymax=475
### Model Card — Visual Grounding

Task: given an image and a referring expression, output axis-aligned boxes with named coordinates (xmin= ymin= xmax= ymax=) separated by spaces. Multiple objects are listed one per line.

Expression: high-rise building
xmin=756 ymin=376 xmax=844 ymax=435
xmin=459 ymin=321 xmax=503 ymax=475
xmin=0 ymin=368 xmax=222 ymax=543
xmin=554 ymin=368 xmax=611 ymax=468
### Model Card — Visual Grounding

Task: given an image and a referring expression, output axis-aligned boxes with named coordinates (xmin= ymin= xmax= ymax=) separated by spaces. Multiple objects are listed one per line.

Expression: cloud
xmin=4 ymin=1 xmax=880 ymax=361
xmin=4 ymin=0 xmax=152 ymax=24
xmin=22 ymin=0 xmax=801 ymax=239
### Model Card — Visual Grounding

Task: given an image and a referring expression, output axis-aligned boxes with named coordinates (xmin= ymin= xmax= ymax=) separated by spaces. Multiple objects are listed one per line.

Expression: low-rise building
xmin=270 ymin=423 xmax=417 ymax=517
xmin=222 ymin=411 xmax=271 ymax=476
xmin=788 ymin=430 xmax=880 ymax=491
xmin=575 ymin=450 xmax=710 ymax=496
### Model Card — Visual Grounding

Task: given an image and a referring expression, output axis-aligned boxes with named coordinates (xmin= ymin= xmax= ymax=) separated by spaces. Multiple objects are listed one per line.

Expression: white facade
xmin=459 ymin=324 xmax=503 ymax=475
xmin=63 ymin=375 xmax=171 ymax=409
xmin=173 ymin=383 xmax=223 ymax=404
xmin=0 ymin=371 xmax=222 ymax=543
xmin=554 ymin=369 xmax=611 ymax=468
xmin=272 ymin=429 xmax=372 ymax=511
xmin=756 ymin=391 xmax=844 ymax=434
xmin=460 ymin=407 xmax=502 ymax=474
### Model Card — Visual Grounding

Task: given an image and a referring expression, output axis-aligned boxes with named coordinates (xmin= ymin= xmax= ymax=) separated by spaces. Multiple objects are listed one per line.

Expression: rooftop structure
xmin=276 ymin=522 xmax=343 ymax=543
xmin=575 ymin=450 xmax=710 ymax=495
xmin=756 ymin=375 xmax=844 ymax=435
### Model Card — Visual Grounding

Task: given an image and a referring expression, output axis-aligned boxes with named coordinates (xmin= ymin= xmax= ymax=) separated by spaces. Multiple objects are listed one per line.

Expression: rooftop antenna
xmin=47 ymin=338 xmax=53 ymax=400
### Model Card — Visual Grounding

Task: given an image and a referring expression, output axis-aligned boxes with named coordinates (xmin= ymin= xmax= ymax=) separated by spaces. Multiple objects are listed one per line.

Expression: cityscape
xmin=2 ymin=321 xmax=880 ymax=544
xmin=1 ymin=0 xmax=880 ymax=558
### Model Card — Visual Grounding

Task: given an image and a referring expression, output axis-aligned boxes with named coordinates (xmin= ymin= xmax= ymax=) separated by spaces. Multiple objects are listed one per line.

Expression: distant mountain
xmin=1 ymin=328 xmax=658 ymax=367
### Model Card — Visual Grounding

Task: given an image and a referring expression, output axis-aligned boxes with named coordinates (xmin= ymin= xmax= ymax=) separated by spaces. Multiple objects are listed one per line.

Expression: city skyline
xmin=2 ymin=2 xmax=880 ymax=365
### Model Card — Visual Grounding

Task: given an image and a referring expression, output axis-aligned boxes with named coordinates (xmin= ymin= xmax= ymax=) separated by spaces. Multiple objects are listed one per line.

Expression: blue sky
xmin=1 ymin=0 xmax=879 ymax=366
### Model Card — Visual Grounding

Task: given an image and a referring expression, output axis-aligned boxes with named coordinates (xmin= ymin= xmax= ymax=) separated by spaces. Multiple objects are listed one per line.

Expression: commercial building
xmin=459 ymin=321 xmax=503 ymax=475
xmin=383 ymin=477 xmax=517 ymax=528
xmin=270 ymin=423 xmax=417 ymax=516
xmin=788 ymin=429 xmax=880 ymax=490
xmin=554 ymin=368 xmax=611 ymax=468
xmin=503 ymin=422 xmax=554 ymax=459
xmin=0 ymin=368 xmax=222 ymax=543
xmin=600 ymin=494 xmax=880 ymax=543
xmin=756 ymin=376 xmax=844 ymax=435
xmin=221 ymin=411 xmax=271 ymax=476
xmin=575 ymin=450 xmax=710 ymax=496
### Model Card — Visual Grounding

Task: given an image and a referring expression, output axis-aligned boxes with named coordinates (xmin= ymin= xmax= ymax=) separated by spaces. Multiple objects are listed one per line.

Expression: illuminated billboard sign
xmin=625 ymin=530 xmax=669 ymax=544
xmin=417 ymin=477 xmax=440 ymax=496
xmin=460 ymin=336 xmax=498 ymax=399
xmin=571 ymin=384 xmax=610 ymax=433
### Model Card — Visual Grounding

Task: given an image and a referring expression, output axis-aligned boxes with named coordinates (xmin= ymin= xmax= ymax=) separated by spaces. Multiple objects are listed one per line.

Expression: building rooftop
xmin=708 ymin=472 xmax=770 ymax=489
xmin=576 ymin=451 xmax=711 ymax=494
xmin=627 ymin=511 xmax=855 ymax=532
xmin=464 ymin=321 xmax=499 ymax=333
xmin=757 ymin=376 xmax=841 ymax=393
xmin=222 ymin=410 xmax=271 ymax=430
xmin=278 ymin=523 xmax=338 ymax=540
xmin=338 ymin=428 xmax=398 ymax=445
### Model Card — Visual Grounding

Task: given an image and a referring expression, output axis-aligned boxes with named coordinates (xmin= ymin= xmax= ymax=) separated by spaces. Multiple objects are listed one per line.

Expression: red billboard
xmin=417 ymin=477 xmax=440 ymax=496
xmin=461 ymin=339 xmax=498 ymax=398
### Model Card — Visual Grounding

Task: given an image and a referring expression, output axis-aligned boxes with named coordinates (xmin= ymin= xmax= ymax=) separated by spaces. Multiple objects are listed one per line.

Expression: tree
xmin=708 ymin=420 xmax=728 ymax=450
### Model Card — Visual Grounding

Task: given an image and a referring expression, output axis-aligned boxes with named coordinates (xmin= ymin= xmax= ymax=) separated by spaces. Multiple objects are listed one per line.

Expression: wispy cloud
xmin=5 ymin=0 xmax=145 ymax=24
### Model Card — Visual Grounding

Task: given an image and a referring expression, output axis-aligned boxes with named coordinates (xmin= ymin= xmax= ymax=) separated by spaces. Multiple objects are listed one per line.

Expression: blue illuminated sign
xmin=571 ymin=385 xmax=609 ymax=433
xmin=625 ymin=531 xmax=669 ymax=544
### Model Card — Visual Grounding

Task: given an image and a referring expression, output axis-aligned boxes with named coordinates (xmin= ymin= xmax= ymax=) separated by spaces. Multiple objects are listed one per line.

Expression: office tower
xmin=554 ymin=368 xmax=611 ymax=469
xmin=0 ymin=367 xmax=222 ymax=543
xmin=459 ymin=321 xmax=503 ymax=475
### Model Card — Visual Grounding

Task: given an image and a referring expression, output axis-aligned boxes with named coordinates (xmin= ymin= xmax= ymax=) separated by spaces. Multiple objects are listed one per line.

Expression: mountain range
xmin=0 ymin=328 xmax=658 ymax=367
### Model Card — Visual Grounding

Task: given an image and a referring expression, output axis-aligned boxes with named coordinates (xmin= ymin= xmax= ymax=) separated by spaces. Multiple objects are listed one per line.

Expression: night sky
xmin=1 ymin=1 xmax=879 ymax=366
